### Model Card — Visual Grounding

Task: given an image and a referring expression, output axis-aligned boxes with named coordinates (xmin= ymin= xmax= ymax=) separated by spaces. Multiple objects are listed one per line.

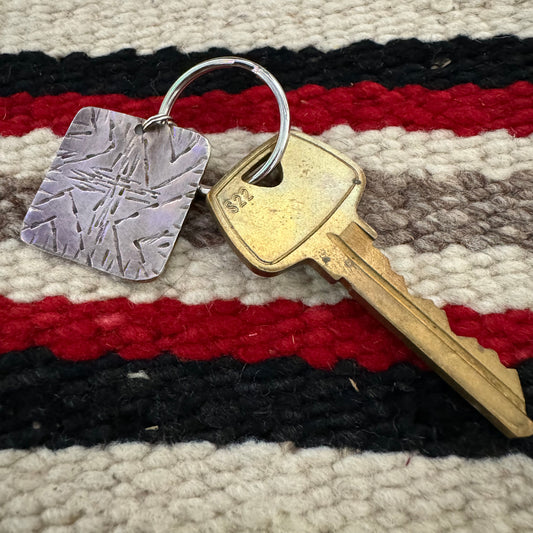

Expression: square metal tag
xmin=21 ymin=107 xmax=209 ymax=280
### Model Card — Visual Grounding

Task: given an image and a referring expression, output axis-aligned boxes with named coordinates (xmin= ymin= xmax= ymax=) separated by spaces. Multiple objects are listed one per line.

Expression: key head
xmin=208 ymin=131 xmax=376 ymax=275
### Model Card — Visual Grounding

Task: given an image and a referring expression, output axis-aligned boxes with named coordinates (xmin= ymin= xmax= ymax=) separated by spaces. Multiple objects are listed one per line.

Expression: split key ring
xmin=142 ymin=57 xmax=291 ymax=191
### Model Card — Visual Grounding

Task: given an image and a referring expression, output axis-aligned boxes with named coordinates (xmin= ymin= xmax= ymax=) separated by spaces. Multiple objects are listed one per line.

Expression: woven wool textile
xmin=1 ymin=1 xmax=533 ymax=531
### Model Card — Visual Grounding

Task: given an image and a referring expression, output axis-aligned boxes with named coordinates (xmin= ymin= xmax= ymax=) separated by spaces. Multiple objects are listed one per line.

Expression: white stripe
xmin=1 ymin=0 xmax=531 ymax=57
xmin=0 ymin=442 xmax=531 ymax=532
xmin=2 ymin=238 xmax=533 ymax=313
xmin=2 ymin=127 xmax=532 ymax=185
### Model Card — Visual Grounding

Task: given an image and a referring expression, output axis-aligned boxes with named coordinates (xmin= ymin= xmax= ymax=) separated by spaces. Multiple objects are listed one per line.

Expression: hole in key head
xmin=242 ymin=152 xmax=283 ymax=187
xmin=134 ymin=124 xmax=144 ymax=135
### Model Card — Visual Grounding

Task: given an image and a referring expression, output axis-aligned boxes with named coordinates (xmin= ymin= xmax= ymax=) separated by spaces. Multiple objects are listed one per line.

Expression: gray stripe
xmin=2 ymin=170 xmax=533 ymax=252
xmin=364 ymin=169 xmax=533 ymax=252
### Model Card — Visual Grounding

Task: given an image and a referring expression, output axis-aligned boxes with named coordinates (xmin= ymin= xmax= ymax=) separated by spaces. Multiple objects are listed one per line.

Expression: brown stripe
xmin=364 ymin=169 xmax=533 ymax=252
xmin=3 ymin=169 xmax=533 ymax=252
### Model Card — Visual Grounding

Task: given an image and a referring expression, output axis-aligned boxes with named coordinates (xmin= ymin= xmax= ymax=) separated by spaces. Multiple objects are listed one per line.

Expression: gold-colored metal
xmin=207 ymin=131 xmax=533 ymax=438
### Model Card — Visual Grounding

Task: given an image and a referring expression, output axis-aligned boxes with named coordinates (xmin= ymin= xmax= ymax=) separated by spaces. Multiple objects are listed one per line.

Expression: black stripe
xmin=1 ymin=348 xmax=532 ymax=456
xmin=1 ymin=36 xmax=532 ymax=97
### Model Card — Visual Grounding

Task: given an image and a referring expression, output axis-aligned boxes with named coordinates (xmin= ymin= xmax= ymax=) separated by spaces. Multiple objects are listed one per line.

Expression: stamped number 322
xmin=223 ymin=188 xmax=254 ymax=213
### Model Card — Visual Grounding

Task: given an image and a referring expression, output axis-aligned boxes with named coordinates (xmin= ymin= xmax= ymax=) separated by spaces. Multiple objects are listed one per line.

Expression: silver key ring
xmin=143 ymin=57 xmax=291 ymax=189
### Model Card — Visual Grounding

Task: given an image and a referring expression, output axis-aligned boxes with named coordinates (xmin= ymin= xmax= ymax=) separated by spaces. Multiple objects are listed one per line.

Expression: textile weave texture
xmin=1 ymin=1 xmax=533 ymax=531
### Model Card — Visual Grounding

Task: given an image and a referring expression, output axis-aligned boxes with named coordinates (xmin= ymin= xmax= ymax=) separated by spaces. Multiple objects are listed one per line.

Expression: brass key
xmin=207 ymin=131 xmax=533 ymax=438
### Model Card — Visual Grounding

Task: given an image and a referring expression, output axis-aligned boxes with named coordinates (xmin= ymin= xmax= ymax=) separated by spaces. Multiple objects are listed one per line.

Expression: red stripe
xmin=1 ymin=82 xmax=532 ymax=137
xmin=1 ymin=296 xmax=531 ymax=371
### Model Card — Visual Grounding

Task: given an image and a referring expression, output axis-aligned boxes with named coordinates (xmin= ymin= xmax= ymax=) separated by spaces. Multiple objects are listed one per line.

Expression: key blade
xmin=317 ymin=221 xmax=533 ymax=438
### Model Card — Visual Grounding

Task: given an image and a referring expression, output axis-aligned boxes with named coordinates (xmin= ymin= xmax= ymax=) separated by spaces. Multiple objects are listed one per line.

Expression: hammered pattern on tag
xmin=21 ymin=107 xmax=209 ymax=280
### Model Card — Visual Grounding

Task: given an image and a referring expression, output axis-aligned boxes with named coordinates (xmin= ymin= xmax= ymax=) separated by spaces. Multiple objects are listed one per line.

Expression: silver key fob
xmin=21 ymin=107 xmax=210 ymax=280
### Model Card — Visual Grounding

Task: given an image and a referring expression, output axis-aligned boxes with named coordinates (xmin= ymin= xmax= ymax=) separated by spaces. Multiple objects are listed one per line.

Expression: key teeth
xmin=380 ymin=275 xmax=530 ymax=425
xmin=333 ymin=228 xmax=530 ymax=419
xmin=377 ymin=249 xmax=522 ymax=390
xmin=408 ymin=289 xmax=526 ymax=403
xmin=460 ymin=336 xmax=524 ymax=395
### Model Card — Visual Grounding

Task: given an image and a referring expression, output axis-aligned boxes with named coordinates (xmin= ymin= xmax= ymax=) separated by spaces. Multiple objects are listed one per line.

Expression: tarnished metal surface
xmin=21 ymin=107 xmax=209 ymax=280
xmin=208 ymin=131 xmax=533 ymax=438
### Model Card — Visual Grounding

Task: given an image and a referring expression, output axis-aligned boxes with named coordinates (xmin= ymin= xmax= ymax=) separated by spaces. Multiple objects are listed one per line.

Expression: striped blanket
xmin=1 ymin=1 xmax=532 ymax=531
